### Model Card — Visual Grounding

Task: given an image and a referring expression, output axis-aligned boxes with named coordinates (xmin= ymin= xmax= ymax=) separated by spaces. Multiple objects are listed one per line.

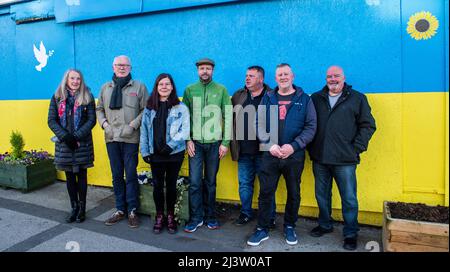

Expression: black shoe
xmin=310 ymin=226 xmax=333 ymax=237
xmin=76 ymin=201 xmax=86 ymax=223
xmin=234 ymin=214 xmax=252 ymax=226
xmin=343 ymin=237 xmax=357 ymax=251
xmin=269 ymin=219 xmax=276 ymax=230
xmin=66 ymin=201 xmax=79 ymax=223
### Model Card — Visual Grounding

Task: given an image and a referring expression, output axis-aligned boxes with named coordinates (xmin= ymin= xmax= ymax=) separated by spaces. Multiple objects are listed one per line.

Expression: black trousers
xmin=257 ymin=153 xmax=305 ymax=229
xmin=65 ymin=168 xmax=87 ymax=203
xmin=151 ymin=159 xmax=184 ymax=213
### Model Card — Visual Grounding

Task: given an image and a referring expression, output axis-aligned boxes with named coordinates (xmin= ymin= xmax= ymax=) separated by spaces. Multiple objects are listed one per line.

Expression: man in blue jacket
xmin=247 ymin=63 xmax=317 ymax=246
xmin=308 ymin=66 xmax=376 ymax=251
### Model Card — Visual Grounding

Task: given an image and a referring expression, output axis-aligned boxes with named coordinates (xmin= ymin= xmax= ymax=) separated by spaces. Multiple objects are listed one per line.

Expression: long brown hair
xmin=54 ymin=69 xmax=92 ymax=105
xmin=147 ymin=73 xmax=180 ymax=110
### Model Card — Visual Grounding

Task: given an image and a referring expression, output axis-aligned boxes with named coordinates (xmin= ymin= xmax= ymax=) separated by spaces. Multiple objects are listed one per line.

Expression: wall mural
xmin=407 ymin=11 xmax=439 ymax=41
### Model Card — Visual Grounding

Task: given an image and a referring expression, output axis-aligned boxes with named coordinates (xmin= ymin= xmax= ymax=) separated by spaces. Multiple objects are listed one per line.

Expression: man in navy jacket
xmin=247 ymin=63 xmax=317 ymax=246
xmin=308 ymin=66 xmax=376 ymax=251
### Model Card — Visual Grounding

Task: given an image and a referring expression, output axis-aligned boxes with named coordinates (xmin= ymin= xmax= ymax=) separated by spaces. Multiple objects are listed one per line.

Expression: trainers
xmin=343 ymin=237 xmax=357 ymax=251
xmin=310 ymin=226 xmax=333 ymax=237
xmin=128 ymin=210 xmax=139 ymax=228
xmin=207 ymin=220 xmax=220 ymax=230
xmin=284 ymin=226 xmax=298 ymax=245
xmin=235 ymin=214 xmax=252 ymax=226
xmin=184 ymin=221 xmax=203 ymax=233
xmin=104 ymin=210 xmax=125 ymax=226
xmin=247 ymin=228 xmax=269 ymax=246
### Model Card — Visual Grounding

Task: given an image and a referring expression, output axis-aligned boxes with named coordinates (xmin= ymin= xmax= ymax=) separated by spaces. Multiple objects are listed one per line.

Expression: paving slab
xmin=28 ymin=228 xmax=170 ymax=252
xmin=0 ymin=181 xmax=113 ymax=212
xmin=0 ymin=208 xmax=59 ymax=251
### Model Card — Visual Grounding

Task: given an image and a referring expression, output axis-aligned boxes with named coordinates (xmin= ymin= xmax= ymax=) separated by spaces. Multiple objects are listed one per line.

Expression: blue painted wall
xmin=0 ymin=0 xmax=448 ymax=100
xmin=0 ymin=14 xmax=16 ymax=100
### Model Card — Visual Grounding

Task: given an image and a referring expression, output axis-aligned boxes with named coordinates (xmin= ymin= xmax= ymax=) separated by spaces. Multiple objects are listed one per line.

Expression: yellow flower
xmin=407 ymin=11 xmax=439 ymax=40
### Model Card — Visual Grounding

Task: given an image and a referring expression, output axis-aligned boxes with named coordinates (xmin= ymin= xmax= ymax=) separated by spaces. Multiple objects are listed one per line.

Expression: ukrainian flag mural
xmin=0 ymin=0 xmax=448 ymax=226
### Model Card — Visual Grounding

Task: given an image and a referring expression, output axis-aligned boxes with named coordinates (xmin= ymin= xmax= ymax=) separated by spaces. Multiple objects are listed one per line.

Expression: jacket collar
xmin=244 ymin=83 xmax=270 ymax=96
xmin=269 ymin=84 xmax=304 ymax=104
xmin=109 ymin=79 xmax=134 ymax=88
xmin=198 ymin=80 xmax=215 ymax=88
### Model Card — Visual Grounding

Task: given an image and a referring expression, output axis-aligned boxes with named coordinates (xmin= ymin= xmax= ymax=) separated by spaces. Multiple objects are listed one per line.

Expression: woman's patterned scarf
xmin=58 ymin=91 xmax=82 ymax=131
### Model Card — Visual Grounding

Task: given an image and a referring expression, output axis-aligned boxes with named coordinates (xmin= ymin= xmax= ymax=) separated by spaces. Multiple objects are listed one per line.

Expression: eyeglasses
xmin=114 ymin=64 xmax=131 ymax=68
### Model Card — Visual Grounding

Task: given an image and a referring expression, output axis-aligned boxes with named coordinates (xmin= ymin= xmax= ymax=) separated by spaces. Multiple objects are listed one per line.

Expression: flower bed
xmin=0 ymin=150 xmax=56 ymax=192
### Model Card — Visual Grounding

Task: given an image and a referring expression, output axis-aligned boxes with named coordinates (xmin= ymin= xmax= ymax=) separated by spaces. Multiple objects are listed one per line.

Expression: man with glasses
xmin=97 ymin=55 xmax=149 ymax=228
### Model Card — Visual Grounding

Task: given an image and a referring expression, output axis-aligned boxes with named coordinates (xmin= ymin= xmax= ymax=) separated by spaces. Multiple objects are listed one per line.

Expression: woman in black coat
xmin=48 ymin=69 xmax=96 ymax=223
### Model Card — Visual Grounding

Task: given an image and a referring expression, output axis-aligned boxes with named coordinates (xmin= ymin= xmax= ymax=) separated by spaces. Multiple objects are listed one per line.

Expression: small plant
xmin=10 ymin=131 xmax=25 ymax=159
xmin=0 ymin=131 xmax=53 ymax=165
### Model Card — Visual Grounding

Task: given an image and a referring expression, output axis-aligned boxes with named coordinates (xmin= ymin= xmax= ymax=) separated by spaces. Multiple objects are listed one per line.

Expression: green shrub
xmin=10 ymin=131 xmax=25 ymax=159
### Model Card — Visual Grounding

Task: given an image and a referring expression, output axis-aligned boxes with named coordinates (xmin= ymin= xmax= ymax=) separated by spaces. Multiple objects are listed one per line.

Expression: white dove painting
xmin=33 ymin=41 xmax=54 ymax=72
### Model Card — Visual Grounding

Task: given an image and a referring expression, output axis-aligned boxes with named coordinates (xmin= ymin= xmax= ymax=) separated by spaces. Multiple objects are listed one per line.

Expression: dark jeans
xmin=106 ymin=142 xmax=139 ymax=214
xmin=312 ymin=162 xmax=359 ymax=238
xmin=65 ymin=169 xmax=87 ymax=203
xmin=238 ymin=154 xmax=276 ymax=219
xmin=151 ymin=159 xmax=184 ymax=213
xmin=257 ymin=153 xmax=305 ymax=229
xmin=188 ymin=141 xmax=220 ymax=223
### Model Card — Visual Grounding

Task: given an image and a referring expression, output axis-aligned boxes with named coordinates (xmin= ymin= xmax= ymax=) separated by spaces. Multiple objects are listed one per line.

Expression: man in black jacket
xmin=308 ymin=66 xmax=376 ymax=251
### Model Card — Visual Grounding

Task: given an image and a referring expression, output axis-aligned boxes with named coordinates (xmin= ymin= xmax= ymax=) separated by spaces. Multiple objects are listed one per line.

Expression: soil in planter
xmin=388 ymin=202 xmax=449 ymax=224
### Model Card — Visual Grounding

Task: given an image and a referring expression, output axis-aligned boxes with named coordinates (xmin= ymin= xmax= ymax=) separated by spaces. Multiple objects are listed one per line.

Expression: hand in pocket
xmin=120 ymin=125 xmax=134 ymax=138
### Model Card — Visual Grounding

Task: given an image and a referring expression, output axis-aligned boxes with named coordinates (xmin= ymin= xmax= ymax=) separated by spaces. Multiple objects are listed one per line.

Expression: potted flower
xmin=0 ymin=131 xmax=56 ymax=192
xmin=382 ymin=201 xmax=449 ymax=252
xmin=137 ymin=171 xmax=189 ymax=224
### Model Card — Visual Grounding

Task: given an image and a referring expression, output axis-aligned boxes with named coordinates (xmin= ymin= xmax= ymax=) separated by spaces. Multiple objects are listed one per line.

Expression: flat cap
xmin=195 ymin=58 xmax=215 ymax=67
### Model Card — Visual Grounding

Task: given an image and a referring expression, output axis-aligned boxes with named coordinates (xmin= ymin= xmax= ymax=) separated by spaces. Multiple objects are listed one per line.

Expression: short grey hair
xmin=113 ymin=55 xmax=132 ymax=66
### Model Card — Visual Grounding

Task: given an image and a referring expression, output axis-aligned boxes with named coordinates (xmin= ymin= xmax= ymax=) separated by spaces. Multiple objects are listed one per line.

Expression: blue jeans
xmin=188 ymin=141 xmax=220 ymax=223
xmin=106 ymin=142 xmax=139 ymax=214
xmin=238 ymin=154 xmax=276 ymax=220
xmin=312 ymin=162 xmax=359 ymax=238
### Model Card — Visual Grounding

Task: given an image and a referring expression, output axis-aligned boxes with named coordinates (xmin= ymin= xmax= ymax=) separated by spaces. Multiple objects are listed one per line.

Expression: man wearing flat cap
xmin=182 ymin=57 xmax=232 ymax=232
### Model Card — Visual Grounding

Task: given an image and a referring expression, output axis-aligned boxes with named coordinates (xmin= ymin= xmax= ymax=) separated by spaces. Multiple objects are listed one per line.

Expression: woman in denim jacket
xmin=140 ymin=73 xmax=190 ymax=234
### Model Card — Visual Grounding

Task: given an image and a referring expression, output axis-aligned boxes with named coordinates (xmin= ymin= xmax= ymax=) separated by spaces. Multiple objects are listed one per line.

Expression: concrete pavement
xmin=0 ymin=181 xmax=382 ymax=252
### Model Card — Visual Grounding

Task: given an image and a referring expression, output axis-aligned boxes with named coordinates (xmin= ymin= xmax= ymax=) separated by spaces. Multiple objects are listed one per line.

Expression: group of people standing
xmin=47 ymin=55 xmax=376 ymax=251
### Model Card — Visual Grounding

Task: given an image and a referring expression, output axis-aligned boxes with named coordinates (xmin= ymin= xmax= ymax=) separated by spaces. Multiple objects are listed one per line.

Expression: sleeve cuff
xmin=290 ymin=141 xmax=300 ymax=151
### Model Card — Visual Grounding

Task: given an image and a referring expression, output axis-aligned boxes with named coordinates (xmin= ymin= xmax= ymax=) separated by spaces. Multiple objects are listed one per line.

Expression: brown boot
xmin=153 ymin=212 xmax=165 ymax=234
xmin=167 ymin=211 xmax=177 ymax=234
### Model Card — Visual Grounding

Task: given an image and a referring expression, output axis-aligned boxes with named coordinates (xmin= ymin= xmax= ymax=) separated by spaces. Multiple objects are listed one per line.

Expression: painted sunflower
xmin=407 ymin=11 xmax=439 ymax=40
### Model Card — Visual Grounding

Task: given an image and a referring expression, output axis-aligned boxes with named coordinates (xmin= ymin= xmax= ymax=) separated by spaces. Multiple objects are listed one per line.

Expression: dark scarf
xmin=109 ymin=74 xmax=132 ymax=110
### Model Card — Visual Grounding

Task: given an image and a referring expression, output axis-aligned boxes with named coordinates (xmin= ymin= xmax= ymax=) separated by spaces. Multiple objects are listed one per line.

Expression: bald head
xmin=326 ymin=65 xmax=346 ymax=95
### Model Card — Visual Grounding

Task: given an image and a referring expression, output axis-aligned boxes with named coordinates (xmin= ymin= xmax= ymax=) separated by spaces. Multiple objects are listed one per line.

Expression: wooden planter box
xmin=138 ymin=183 xmax=189 ymax=224
xmin=382 ymin=201 xmax=449 ymax=252
xmin=0 ymin=160 xmax=56 ymax=192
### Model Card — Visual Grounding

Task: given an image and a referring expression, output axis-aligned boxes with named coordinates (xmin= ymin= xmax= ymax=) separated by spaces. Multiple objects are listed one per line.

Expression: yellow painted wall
xmin=0 ymin=92 xmax=448 ymax=226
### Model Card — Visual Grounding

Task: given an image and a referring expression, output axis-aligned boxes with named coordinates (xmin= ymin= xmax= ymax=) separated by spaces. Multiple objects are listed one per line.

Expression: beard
xmin=327 ymin=83 xmax=342 ymax=92
xmin=200 ymin=74 xmax=212 ymax=83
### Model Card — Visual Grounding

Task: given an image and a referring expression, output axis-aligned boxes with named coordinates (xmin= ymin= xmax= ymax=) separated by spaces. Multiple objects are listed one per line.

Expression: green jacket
xmin=182 ymin=80 xmax=232 ymax=146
